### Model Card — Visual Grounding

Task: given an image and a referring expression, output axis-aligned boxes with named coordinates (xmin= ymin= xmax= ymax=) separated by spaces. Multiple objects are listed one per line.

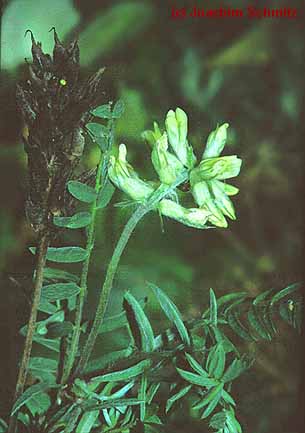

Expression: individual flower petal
xmin=165 ymin=108 xmax=196 ymax=168
xmin=158 ymin=199 xmax=211 ymax=229
xmin=202 ymin=123 xmax=229 ymax=159
xmin=108 ymin=144 xmax=155 ymax=202
xmin=151 ymin=133 xmax=184 ymax=184
xmin=209 ymin=180 xmax=236 ymax=220
xmin=142 ymin=121 xmax=162 ymax=148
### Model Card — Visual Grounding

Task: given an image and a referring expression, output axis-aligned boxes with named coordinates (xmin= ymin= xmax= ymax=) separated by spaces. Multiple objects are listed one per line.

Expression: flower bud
xmin=165 ymin=108 xmax=196 ymax=168
xmin=196 ymin=155 xmax=242 ymax=181
xmin=202 ymin=123 xmax=229 ymax=158
xmin=151 ymin=133 xmax=184 ymax=184
xmin=108 ymin=144 xmax=155 ymax=201
xmin=158 ymin=199 xmax=211 ymax=229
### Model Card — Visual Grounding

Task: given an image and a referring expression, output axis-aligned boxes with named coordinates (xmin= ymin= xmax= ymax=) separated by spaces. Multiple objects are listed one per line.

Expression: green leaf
xmin=30 ymin=246 xmax=88 ymax=263
xmin=201 ymin=385 xmax=223 ymax=419
xmin=64 ymin=406 xmax=82 ymax=433
xmin=207 ymin=344 xmax=226 ymax=379
xmin=54 ymin=212 xmax=92 ymax=229
xmin=96 ymin=180 xmax=115 ymax=209
xmin=47 ymin=322 xmax=74 ymax=338
xmin=112 ymin=100 xmax=125 ymax=118
xmin=84 ymin=348 xmax=133 ymax=375
xmin=149 ymin=283 xmax=190 ymax=346
xmin=86 ymin=122 xmax=108 ymax=151
xmin=33 ymin=336 xmax=60 ymax=352
xmin=76 ymin=410 xmax=99 ymax=433
xmin=11 ymin=382 xmax=57 ymax=415
xmin=82 ymin=398 xmax=143 ymax=411
xmin=43 ymin=267 xmax=79 ymax=283
xmin=270 ymin=283 xmax=301 ymax=306
xmin=222 ymin=389 xmax=236 ymax=406
xmin=38 ymin=299 xmax=58 ymax=314
xmin=227 ymin=312 xmax=255 ymax=341
xmin=185 ymin=353 xmax=208 ymax=377
xmin=41 ymin=282 xmax=80 ymax=302
xmin=29 ymin=357 xmax=57 ymax=374
xmin=166 ymin=384 xmax=192 ymax=413
xmin=90 ymin=359 xmax=152 ymax=384
xmin=209 ymin=411 xmax=227 ymax=430
xmin=67 ymin=181 xmax=97 ymax=203
xmin=193 ymin=383 xmax=223 ymax=411
xmin=139 ymin=374 xmax=147 ymax=422
xmin=222 ymin=358 xmax=247 ymax=383
xmin=247 ymin=306 xmax=271 ymax=340
xmin=176 ymin=368 xmax=218 ymax=387
xmin=124 ymin=291 xmax=155 ymax=352
xmin=26 ymin=391 xmax=51 ymax=416
xmin=0 ymin=418 xmax=8 ymax=433
xmin=209 ymin=288 xmax=218 ymax=326
xmin=91 ymin=104 xmax=112 ymax=119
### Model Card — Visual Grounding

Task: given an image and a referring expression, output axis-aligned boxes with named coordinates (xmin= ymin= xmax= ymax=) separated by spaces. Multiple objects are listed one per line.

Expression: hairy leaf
xmin=30 ymin=246 xmax=88 ymax=263
xmin=176 ymin=368 xmax=218 ymax=387
xmin=41 ymin=282 xmax=80 ymax=301
xmin=124 ymin=291 xmax=155 ymax=352
xmin=54 ymin=212 xmax=92 ymax=229
xmin=149 ymin=283 xmax=190 ymax=346
xmin=90 ymin=359 xmax=152 ymax=384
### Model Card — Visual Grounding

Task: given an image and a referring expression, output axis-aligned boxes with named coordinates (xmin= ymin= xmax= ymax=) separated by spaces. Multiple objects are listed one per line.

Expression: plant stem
xmin=8 ymin=233 xmax=49 ymax=433
xmin=61 ymin=153 xmax=106 ymax=383
xmin=76 ymin=171 xmax=189 ymax=374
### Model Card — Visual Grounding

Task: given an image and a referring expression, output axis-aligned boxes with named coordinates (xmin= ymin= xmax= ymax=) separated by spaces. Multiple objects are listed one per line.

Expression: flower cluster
xmin=109 ymin=108 xmax=242 ymax=229
xmin=17 ymin=30 xmax=104 ymax=234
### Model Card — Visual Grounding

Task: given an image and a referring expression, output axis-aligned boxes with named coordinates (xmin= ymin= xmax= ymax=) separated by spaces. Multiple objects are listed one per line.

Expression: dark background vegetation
xmin=0 ymin=0 xmax=304 ymax=431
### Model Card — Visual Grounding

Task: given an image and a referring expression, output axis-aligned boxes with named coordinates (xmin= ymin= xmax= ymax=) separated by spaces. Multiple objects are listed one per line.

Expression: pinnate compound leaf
xmin=30 ymin=246 xmax=88 ymax=263
xmin=54 ymin=212 xmax=92 ymax=229
xmin=149 ymin=283 xmax=190 ymax=346
xmin=90 ymin=359 xmax=152 ymax=385
xmin=41 ymin=282 xmax=80 ymax=302
xmin=11 ymin=382 xmax=58 ymax=415
xmin=124 ymin=291 xmax=155 ymax=352
xmin=176 ymin=368 xmax=218 ymax=387
xmin=67 ymin=181 xmax=97 ymax=203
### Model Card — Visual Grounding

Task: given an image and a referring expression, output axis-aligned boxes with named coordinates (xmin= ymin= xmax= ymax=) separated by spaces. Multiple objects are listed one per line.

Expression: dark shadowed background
xmin=0 ymin=0 xmax=304 ymax=431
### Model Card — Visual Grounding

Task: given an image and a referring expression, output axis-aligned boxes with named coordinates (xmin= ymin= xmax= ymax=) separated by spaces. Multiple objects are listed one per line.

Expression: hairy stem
xmin=8 ymin=233 xmax=49 ymax=433
xmin=61 ymin=153 xmax=106 ymax=383
xmin=76 ymin=171 xmax=189 ymax=373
